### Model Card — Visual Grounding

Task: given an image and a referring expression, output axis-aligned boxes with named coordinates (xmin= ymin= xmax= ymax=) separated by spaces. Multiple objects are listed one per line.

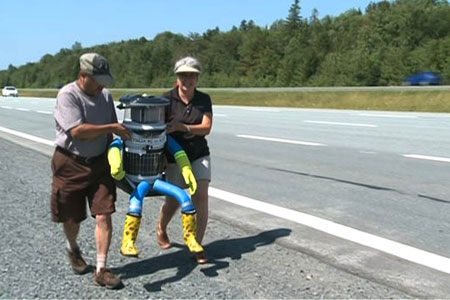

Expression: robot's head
xmin=118 ymin=94 xmax=169 ymax=124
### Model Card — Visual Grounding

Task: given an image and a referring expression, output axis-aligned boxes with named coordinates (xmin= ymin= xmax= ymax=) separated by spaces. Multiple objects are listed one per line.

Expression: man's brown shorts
xmin=50 ymin=148 xmax=116 ymax=223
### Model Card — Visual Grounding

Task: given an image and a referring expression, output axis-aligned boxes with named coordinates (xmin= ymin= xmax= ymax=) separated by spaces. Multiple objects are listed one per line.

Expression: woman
xmin=157 ymin=56 xmax=213 ymax=264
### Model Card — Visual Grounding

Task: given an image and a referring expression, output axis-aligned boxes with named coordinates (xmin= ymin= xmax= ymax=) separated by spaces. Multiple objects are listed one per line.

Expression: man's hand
xmin=71 ymin=123 xmax=131 ymax=140
xmin=113 ymin=123 xmax=131 ymax=140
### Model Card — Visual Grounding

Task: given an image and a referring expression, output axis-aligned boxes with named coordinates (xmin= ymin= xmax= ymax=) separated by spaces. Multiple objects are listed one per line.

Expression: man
xmin=50 ymin=53 xmax=130 ymax=289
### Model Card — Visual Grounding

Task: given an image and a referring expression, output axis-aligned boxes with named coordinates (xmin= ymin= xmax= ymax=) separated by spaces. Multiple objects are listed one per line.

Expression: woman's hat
xmin=174 ymin=56 xmax=202 ymax=74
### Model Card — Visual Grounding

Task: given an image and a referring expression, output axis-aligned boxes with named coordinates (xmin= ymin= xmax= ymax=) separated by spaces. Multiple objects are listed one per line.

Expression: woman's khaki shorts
xmin=165 ymin=155 xmax=211 ymax=188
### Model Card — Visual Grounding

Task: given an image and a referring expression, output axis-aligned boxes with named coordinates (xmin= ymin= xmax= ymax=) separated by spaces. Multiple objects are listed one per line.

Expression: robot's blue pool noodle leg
xmin=128 ymin=181 xmax=152 ymax=216
xmin=153 ymin=179 xmax=195 ymax=213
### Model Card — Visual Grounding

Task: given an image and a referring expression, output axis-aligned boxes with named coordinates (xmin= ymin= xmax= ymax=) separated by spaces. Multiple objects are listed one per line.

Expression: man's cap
xmin=80 ymin=53 xmax=114 ymax=86
xmin=174 ymin=56 xmax=202 ymax=74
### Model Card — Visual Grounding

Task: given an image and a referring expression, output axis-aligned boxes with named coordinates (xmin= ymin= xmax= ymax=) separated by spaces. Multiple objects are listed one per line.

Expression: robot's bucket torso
xmin=118 ymin=95 xmax=170 ymax=184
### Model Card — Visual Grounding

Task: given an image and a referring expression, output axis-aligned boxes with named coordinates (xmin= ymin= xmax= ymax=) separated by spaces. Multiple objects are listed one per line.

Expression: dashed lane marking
xmin=237 ymin=134 xmax=326 ymax=146
xmin=0 ymin=106 xmax=52 ymax=114
xmin=356 ymin=113 xmax=418 ymax=119
xmin=304 ymin=120 xmax=378 ymax=127
xmin=403 ymin=154 xmax=450 ymax=163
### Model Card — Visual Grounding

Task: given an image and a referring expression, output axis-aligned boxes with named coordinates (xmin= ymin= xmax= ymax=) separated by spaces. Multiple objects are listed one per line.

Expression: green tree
xmin=71 ymin=41 xmax=82 ymax=50
xmin=286 ymin=0 xmax=302 ymax=32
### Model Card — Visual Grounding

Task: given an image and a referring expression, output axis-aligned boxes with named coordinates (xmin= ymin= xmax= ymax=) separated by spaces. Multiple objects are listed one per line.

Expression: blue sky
xmin=0 ymin=0 xmax=376 ymax=70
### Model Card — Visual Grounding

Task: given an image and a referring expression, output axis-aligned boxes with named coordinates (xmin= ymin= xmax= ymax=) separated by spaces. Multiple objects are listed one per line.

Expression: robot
xmin=107 ymin=94 xmax=204 ymax=257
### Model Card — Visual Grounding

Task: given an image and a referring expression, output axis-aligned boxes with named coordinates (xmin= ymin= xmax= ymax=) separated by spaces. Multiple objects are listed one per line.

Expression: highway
xmin=1 ymin=96 xmax=450 ymax=297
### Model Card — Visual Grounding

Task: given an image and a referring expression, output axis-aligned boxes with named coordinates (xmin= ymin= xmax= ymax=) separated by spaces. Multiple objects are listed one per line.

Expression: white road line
xmin=36 ymin=110 xmax=53 ymax=114
xmin=3 ymin=127 xmax=450 ymax=275
xmin=0 ymin=126 xmax=55 ymax=146
xmin=304 ymin=120 xmax=378 ymax=127
xmin=403 ymin=154 xmax=450 ymax=163
xmin=15 ymin=108 xmax=30 ymax=112
xmin=356 ymin=113 xmax=418 ymax=119
xmin=237 ymin=134 xmax=326 ymax=146
xmin=1 ymin=106 xmax=13 ymax=109
xmin=209 ymin=187 xmax=450 ymax=275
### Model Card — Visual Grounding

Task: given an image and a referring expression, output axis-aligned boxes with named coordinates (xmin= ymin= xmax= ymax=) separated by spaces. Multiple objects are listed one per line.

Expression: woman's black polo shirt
xmin=164 ymin=88 xmax=213 ymax=163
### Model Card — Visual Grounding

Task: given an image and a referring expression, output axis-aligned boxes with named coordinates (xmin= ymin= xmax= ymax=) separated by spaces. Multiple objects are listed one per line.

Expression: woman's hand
xmin=167 ymin=120 xmax=188 ymax=134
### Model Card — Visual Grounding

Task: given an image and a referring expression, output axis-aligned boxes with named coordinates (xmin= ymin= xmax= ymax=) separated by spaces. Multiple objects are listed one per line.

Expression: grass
xmin=18 ymin=88 xmax=450 ymax=113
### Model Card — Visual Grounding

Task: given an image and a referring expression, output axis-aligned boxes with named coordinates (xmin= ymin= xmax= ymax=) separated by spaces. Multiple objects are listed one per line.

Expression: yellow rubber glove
xmin=107 ymin=147 xmax=125 ymax=180
xmin=174 ymin=151 xmax=197 ymax=195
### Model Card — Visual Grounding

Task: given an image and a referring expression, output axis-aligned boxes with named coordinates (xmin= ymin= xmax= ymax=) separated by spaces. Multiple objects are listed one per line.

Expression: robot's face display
xmin=130 ymin=131 xmax=166 ymax=151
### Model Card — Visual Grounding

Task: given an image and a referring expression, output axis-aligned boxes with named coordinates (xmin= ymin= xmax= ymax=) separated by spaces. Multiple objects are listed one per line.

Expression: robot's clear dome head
xmin=118 ymin=94 xmax=169 ymax=124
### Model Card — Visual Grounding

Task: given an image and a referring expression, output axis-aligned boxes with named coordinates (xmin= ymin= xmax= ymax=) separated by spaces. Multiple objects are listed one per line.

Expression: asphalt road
xmin=1 ymin=96 xmax=449 ymax=298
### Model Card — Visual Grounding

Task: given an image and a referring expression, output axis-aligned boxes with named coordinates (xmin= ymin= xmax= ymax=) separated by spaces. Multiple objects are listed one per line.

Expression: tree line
xmin=2 ymin=0 xmax=450 ymax=88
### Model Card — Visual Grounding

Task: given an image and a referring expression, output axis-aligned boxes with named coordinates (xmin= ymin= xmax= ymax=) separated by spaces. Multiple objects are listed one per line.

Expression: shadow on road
xmin=115 ymin=228 xmax=291 ymax=292
xmin=269 ymin=166 xmax=450 ymax=204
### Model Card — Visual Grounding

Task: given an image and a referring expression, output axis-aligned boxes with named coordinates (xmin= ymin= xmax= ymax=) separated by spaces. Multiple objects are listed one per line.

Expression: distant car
xmin=405 ymin=71 xmax=441 ymax=85
xmin=2 ymin=86 xmax=19 ymax=97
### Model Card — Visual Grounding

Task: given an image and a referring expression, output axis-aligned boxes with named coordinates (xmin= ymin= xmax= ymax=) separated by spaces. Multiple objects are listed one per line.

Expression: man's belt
xmin=56 ymin=146 xmax=104 ymax=165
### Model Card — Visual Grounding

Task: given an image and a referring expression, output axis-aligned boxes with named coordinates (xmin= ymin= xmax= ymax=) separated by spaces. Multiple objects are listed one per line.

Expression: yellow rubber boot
xmin=120 ymin=214 xmax=141 ymax=257
xmin=182 ymin=213 xmax=204 ymax=253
